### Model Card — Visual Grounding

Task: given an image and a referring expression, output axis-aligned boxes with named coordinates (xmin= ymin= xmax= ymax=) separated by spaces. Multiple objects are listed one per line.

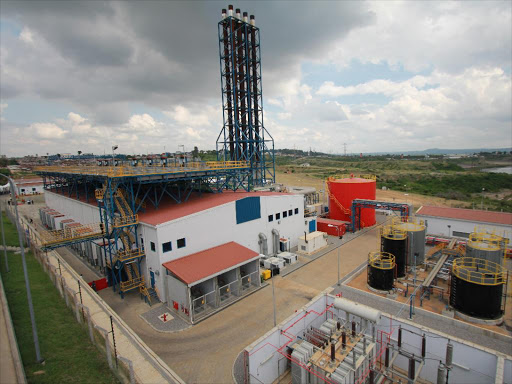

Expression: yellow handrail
xmin=325 ymin=180 xmax=351 ymax=215
xmin=452 ymin=257 xmax=506 ymax=286
xmin=368 ymin=251 xmax=395 ymax=270
xmin=381 ymin=225 xmax=407 ymax=240
xmin=35 ymin=161 xmax=250 ymax=178
xmin=120 ymin=276 xmax=145 ymax=291
xmin=113 ymin=215 xmax=138 ymax=228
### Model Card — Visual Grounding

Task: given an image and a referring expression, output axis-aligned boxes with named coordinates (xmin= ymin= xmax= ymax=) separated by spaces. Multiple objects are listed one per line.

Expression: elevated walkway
xmin=40 ymin=223 xmax=105 ymax=251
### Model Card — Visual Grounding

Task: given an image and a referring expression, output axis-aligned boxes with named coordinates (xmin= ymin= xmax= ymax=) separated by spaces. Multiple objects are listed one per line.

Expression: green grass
xmin=2 ymin=211 xmax=21 ymax=247
xmin=0 ymin=214 xmax=119 ymax=384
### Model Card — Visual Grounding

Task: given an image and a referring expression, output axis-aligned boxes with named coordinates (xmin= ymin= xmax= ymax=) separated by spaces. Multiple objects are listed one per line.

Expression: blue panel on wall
xmin=236 ymin=197 xmax=261 ymax=224
xmin=309 ymin=219 xmax=316 ymax=233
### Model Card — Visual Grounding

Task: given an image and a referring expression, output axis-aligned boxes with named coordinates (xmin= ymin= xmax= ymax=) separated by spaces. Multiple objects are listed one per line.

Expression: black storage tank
xmin=450 ymin=257 xmax=505 ymax=320
xmin=367 ymin=252 xmax=395 ymax=291
xmin=381 ymin=225 xmax=407 ymax=278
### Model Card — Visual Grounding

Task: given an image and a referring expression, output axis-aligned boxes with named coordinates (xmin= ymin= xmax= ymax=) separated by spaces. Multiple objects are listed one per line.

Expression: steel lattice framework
xmin=216 ymin=8 xmax=275 ymax=187
xmin=36 ymin=162 xmax=252 ymax=299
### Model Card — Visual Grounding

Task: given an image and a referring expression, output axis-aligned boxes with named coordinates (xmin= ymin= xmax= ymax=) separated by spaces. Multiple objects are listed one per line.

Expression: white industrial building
xmin=14 ymin=178 xmax=44 ymax=195
xmin=44 ymin=190 xmax=315 ymax=321
xmin=416 ymin=205 xmax=512 ymax=241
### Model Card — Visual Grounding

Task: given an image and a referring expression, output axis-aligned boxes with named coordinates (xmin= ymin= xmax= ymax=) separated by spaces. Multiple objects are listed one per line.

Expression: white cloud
xmin=68 ymin=112 xmax=86 ymax=124
xmin=0 ymin=103 xmax=7 ymax=121
xmin=127 ymin=113 xmax=157 ymax=131
xmin=19 ymin=27 xmax=35 ymax=44
xmin=328 ymin=2 xmax=511 ymax=73
xmin=31 ymin=123 xmax=67 ymax=139
xmin=164 ymin=105 xmax=214 ymax=127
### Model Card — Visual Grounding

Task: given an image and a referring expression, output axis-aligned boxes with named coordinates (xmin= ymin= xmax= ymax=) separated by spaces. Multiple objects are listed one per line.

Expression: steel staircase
xmin=96 ymin=184 xmax=149 ymax=303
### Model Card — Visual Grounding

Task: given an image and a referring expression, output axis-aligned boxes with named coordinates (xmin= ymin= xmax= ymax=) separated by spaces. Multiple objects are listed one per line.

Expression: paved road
xmin=99 ymin=226 xmax=382 ymax=384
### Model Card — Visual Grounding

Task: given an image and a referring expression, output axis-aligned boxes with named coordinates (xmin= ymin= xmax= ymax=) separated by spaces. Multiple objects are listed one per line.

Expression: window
xmin=288 ymin=209 xmax=293 ymax=216
xmin=162 ymin=241 xmax=172 ymax=253
xmin=453 ymin=231 xmax=470 ymax=239
xmin=150 ymin=242 xmax=155 ymax=252
xmin=276 ymin=213 xmax=280 ymax=220
xmin=268 ymin=214 xmax=273 ymax=222
xmin=301 ymin=245 xmax=306 ymax=251
xmin=21 ymin=188 xmax=25 ymax=192
xmin=283 ymin=211 xmax=288 ymax=218
xmin=32 ymin=188 xmax=36 ymax=191
xmin=177 ymin=238 xmax=186 ymax=249
xmin=295 ymin=208 xmax=299 ymax=215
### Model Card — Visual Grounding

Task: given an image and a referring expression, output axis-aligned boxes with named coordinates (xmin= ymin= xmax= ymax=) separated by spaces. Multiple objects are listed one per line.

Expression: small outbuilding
xmin=163 ymin=242 xmax=261 ymax=323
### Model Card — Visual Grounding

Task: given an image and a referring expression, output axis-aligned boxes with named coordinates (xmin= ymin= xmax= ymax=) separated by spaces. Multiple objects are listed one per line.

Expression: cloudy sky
xmin=0 ymin=1 xmax=511 ymax=157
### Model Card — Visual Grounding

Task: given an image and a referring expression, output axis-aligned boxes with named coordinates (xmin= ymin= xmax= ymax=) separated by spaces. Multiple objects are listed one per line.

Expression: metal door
xmin=150 ymin=271 xmax=155 ymax=288
xmin=309 ymin=219 xmax=316 ymax=233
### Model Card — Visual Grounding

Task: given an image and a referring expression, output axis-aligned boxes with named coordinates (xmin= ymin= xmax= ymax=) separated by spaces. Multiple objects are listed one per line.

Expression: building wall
xmin=17 ymin=183 xmax=44 ymax=195
xmin=418 ymin=215 xmax=512 ymax=242
xmin=246 ymin=294 xmax=508 ymax=384
xmin=45 ymin=192 xmax=307 ymax=299
xmin=145 ymin=194 xmax=306 ymax=296
xmin=45 ymin=191 xmax=101 ymax=224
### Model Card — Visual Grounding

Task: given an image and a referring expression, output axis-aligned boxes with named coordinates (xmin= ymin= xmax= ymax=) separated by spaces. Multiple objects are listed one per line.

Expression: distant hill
xmin=277 ymin=147 xmax=511 ymax=157
xmin=367 ymin=148 xmax=512 ymax=156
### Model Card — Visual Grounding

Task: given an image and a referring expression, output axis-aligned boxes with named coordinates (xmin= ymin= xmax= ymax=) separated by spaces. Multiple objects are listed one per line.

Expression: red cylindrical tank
xmin=327 ymin=177 xmax=376 ymax=227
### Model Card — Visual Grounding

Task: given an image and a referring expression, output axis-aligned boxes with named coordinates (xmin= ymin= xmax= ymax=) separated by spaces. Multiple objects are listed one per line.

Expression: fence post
xmin=74 ymin=295 xmax=82 ymax=323
xmin=95 ymin=325 xmax=113 ymax=369
xmin=118 ymin=356 xmax=135 ymax=384
xmin=85 ymin=306 xmax=94 ymax=343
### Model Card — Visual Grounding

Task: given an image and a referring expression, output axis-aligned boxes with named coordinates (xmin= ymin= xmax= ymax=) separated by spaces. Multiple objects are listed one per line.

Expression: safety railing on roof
xmin=368 ymin=251 xmax=395 ymax=270
xmin=380 ymin=224 xmax=407 ymax=240
xmin=468 ymin=232 xmax=508 ymax=251
xmin=35 ymin=161 xmax=250 ymax=178
xmin=327 ymin=174 xmax=376 ymax=181
xmin=452 ymin=257 xmax=506 ymax=286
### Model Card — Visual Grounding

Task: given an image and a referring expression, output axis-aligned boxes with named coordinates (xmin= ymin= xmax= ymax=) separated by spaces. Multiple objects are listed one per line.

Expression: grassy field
xmin=0 ymin=212 xmax=119 ymax=384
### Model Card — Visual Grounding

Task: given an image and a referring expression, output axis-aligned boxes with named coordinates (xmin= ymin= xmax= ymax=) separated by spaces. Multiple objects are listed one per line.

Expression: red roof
xmin=138 ymin=190 xmax=288 ymax=226
xmin=416 ymin=206 xmax=512 ymax=226
xmin=317 ymin=217 xmax=349 ymax=226
xmin=45 ymin=188 xmax=290 ymax=226
xmin=162 ymin=242 xmax=259 ymax=285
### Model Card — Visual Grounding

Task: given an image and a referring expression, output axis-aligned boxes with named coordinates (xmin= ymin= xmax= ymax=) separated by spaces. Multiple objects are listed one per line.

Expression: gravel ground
xmin=233 ymin=350 xmax=246 ymax=384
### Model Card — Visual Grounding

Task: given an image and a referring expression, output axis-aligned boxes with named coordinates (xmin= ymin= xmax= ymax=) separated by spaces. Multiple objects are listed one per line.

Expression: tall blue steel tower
xmin=216 ymin=5 xmax=275 ymax=188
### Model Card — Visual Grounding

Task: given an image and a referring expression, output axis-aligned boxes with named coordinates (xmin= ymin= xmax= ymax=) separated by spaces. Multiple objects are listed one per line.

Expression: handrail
xmin=452 ymin=257 xmax=506 ymax=286
xmin=468 ymin=232 xmax=508 ymax=251
xmin=327 ymin=174 xmax=376 ymax=181
xmin=380 ymin=225 xmax=407 ymax=240
xmin=113 ymin=215 xmax=138 ymax=228
xmin=120 ymin=276 xmax=145 ymax=291
xmin=35 ymin=161 xmax=250 ymax=178
xmin=368 ymin=251 xmax=395 ymax=270
xmin=325 ymin=180 xmax=351 ymax=215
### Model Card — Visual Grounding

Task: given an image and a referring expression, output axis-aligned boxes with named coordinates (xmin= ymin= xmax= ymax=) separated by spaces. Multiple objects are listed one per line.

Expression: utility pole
xmin=328 ymin=225 xmax=343 ymax=286
xmin=344 ymin=143 xmax=347 ymax=157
